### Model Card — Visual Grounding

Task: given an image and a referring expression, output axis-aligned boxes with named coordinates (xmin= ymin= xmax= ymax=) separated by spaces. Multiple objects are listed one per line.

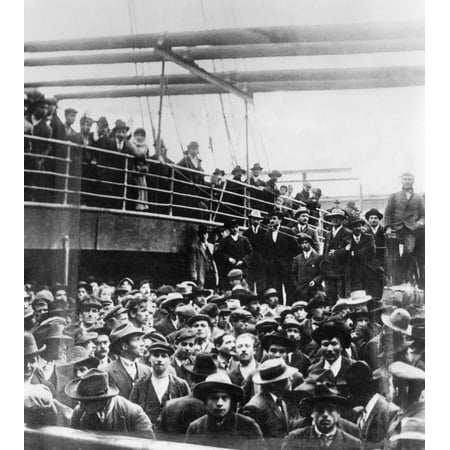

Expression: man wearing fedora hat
xmin=364 ymin=208 xmax=386 ymax=269
xmin=322 ymin=209 xmax=353 ymax=305
xmin=291 ymin=207 xmax=320 ymax=253
xmin=188 ymin=314 xmax=215 ymax=353
xmin=262 ymin=210 xmax=299 ymax=304
xmin=129 ymin=341 xmax=190 ymax=424
xmin=154 ymin=292 xmax=186 ymax=337
xmin=67 ymin=368 xmax=155 ymax=436
xmin=186 ymin=372 xmax=266 ymax=449
xmin=291 ymin=233 xmax=323 ymax=301
xmin=156 ymin=352 xmax=218 ymax=437
xmin=240 ymin=357 xmax=297 ymax=450
xmin=244 ymin=209 xmax=268 ymax=295
xmin=282 ymin=382 xmax=362 ymax=450
xmin=102 ymin=323 xmax=151 ymax=399
xmin=248 ymin=162 xmax=267 ymax=210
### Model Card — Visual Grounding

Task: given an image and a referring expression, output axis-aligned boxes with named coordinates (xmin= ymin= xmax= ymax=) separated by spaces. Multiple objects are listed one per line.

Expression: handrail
xmin=25 ymin=134 xmax=333 ymax=232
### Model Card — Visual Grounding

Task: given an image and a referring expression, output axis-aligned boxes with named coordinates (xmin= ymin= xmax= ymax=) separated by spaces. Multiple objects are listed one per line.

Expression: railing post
xmin=63 ymin=145 xmax=70 ymax=205
xmin=123 ymin=156 xmax=129 ymax=210
xmin=169 ymin=165 xmax=174 ymax=216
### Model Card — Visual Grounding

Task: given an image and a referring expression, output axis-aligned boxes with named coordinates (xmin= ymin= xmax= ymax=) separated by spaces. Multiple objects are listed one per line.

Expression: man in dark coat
xmin=384 ymin=173 xmax=425 ymax=284
xmin=216 ymin=219 xmax=253 ymax=283
xmin=66 ymin=368 xmax=155 ymax=437
xmin=322 ymin=209 xmax=352 ymax=304
xmin=243 ymin=209 xmax=267 ymax=295
xmin=294 ymin=182 xmax=312 ymax=208
xmin=186 ymin=372 xmax=267 ymax=450
xmin=262 ymin=210 xmax=299 ymax=304
xmin=249 ymin=163 xmax=267 ymax=211
xmin=364 ymin=208 xmax=386 ymax=269
xmin=102 ymin=323 xmax=151 ymax=399
xmin=291 ymin=233 xmax=323 ymax=301
xmin=290 ymin=207 xmax=320 ymax=253
xmin=223 ymin=165 xmax=246 ymax=220
xmin=281 ymin=383 xmax=362 ymax=450
xmin=129 ymin=342 xmax=190 ymax=424
xmin=154 ymin=293 xmax=186 ymax=337
xmin=240 ymin=358 xmax=297 ymax=450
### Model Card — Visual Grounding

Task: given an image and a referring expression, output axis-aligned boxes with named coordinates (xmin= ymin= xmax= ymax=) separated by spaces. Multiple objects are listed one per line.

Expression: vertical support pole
xmin=359 ymin=182 xmax=364 ymax=211
xmin=63 ymin=235 xmax=70 ymax=287
xmin=63 ymin=145 xmax=71 ymax=205
xmin=123 ymin=157 xmax=129 ymax=210
xmin=169 ymin=166 xmax=174 ymax=216
xmin=244 ymin=101 xmax=249 ymax=226
xmin=156 ymin=58 xmax=166 ymax=154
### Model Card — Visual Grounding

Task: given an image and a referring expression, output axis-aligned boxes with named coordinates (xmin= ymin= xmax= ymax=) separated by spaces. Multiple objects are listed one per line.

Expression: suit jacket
xmin=102 ymin=358 xmax=151 ymax=399
xmin=186 ymin=412 xmax=267 ymax=450
xmin=288 ymin=350 xmax=312 ymax=376
xmin=384 ymin=190 xmax=425 ymax=232
xmin=71 ymin=395 xmax=155 ymax=438
xmin=155 ymin=394 xmax=205 ymax=437
xmin=243 ymin=226 xmax=267 ymax=258
xmin=290 ymin=224 xmax=320 ymax=253
xmin=129 ymin=372 xmax=190 ymax=424
xmin=354 ymin=395 xmax=401 ymax=449
xmin=216 ymin=235 xmax=253 ymax=274
xmin=189 ymin=239 xmax=218 ymax=288
xmin=322 ymin=227 xmax=352 ymax=277
xmin=154 ymin=316 xmax=177 ymax=337
xmin=281 ymin=426 xmax=362 ymax=450
xmin=365 ymin=225 xmax=385 ymax=266
xmin=262 ymin=227 xmax=299 ymax=271
xmin=291 ymin=250 xmax=323 ymax=297
xmin=307 ymin=356 xmax=355 ymax=385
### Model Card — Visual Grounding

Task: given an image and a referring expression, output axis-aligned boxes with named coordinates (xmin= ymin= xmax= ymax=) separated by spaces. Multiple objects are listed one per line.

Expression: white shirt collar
xmin=314 ymin=424 xmax=337 ymax=439
xmin=332 ymin=225 xmax=343 ymax=236
xmin=353 ymin=234 xmax=361 ymax=243
xmin=323 ymin=355 xmax=342 ymax=377
xmin=370 ymin=225 xmax=379 ymax=234
xmin=231 ymin=234 xmax=239 ymax=241
xmin=364 ymin=393 xmax=380 ymax=420
xmin=303 ymin=249 xmax=312 ymax=259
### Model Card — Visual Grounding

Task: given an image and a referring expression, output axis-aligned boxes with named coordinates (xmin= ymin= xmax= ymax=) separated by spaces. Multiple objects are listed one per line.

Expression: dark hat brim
xmin=24 ymin=344 xmax=47 ymax=357
xmin=260 ymin=334 xmax=296 ymax=353
xmin=312 ymin=323 xmax=351 ymax=349
xmin=381 ymin=313 xmax=412 ymax=335
xmin=193 ymin=380 xmax=243 ymax=403
xmin=65 ymin=379 xmax=119 ymax=400
xmin=300 ymin=394 xmax=348 ymax=410
xmin=365 ymin=209 xmax=383 ymax=220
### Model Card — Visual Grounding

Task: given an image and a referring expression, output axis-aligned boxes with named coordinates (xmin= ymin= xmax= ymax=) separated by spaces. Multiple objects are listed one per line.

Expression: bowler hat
xmin=347 ymin=217 xmax=366 ymax=228
xmin=110 ymin=323 xmax=144 ymax=345
xmin=327 ymin=209 xmax=346 ymax=220
xmin=160 ymin=292 xmax=186 ymax=311
xmin=24 ymin=332 xmax=46 ymax=356
xmin=381 ymin=308 xmax=412 ymax=335
xmin=294 ymin=207 xmax=309 ymax=219
xmin=112 ymin=119 xmax=129 ymax=132
xmin=250 ymin=163 xmax=263 ymax=171
xmin=252 ymin=357 xmax=296 ymax=384
xmin=225 ymin=219 xmax=240 ymax=230
xmin=365 ymin=208 xmax=383 ymax=220
xmin=213 ymin=168 xmax=225 ymax=176
xmin=64 ymin=108 xmax=78 ymax=115
xmin=97 ymin=116 xmax=109 ymax=127
xmin=266 ymin=209 xmax=284 ymax=220
xmin=231 ymin=165 xmax=246 ymax=175
xmin=187 ymin=141 xmax=199 ymax=150
xmin=184 ymin=352 xmax=218 ymax=378
xmin=65 ymin=369 xmax=119 ymax=400
xmin=194 ymin=373 xmax=243 ymax=403
xmin=300 ymin=382 xmax=348 ymax=409
xmin=261 ymin=331 xmax=296 ymax=353
xmin=268 ymin=170 xmax=282 ymax=178
xmin=187 ymin=314 xmax=212 ymax=328
xmin=312 ymin=320 xmax=351 ymax=349
xmin=344 ymin=361 xmax=373 ymax=384
xmin=248 ymin=209 xmax=263 ymax=220
xmin=148 ymin=341 xmax=174 ymax=355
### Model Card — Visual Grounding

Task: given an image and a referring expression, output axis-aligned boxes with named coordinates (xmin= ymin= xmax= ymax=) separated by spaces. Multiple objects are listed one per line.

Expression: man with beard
xmin=243 ymin=210 xmax=267 ymax=295
xmin=102 ymin=323 xmax=150 ymax=399
xmin=307 ymin=321 xmax=355 ymax=385
xmin=214 ymin=332 xmax=236 ymax=370
xmin=282 ymin=383 xmax=362 ymax=450
xmin=291 ymin=233 xmax=323 ymax=301
xmin=188 ymin=314 xmax=215 ymax=353
xmin=291 ymin=207 xmax=320 ymax=253
xmin=130 ymin=342 xmax=190 ymax=424
xmin=228 ymin=333 xmax=259 ymax=388
xmin=170 ymin=328 xmax=196 ymax=379
xmin=186 ymin=372 xmax=266 ymax=449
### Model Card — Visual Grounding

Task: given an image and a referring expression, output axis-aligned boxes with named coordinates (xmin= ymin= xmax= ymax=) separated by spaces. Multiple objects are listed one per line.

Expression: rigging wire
xmin=167 ymin=94 xmax=185 ymax=155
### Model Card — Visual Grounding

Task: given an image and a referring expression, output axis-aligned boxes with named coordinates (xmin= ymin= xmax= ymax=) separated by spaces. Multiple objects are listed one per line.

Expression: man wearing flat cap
xmin=130 ymin=341 xmax=190 ymax=424
xmin=102 ymin=323 xmax=150 ymax=399
xmin=186 ymin=372 xmax=267 ymax=449
xmin=281 ymin=382 xmax=362 ymax=450
xmin=67 ymin=368 xmax=155 ymax=437
xmin=291 ymin=233 xmax=323 ymax=301
xmin=170 ymin=328 xmax=196 ymax=379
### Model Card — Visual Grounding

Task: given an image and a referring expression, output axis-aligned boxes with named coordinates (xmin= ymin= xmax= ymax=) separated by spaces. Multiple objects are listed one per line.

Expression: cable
xmin=167 ymin=94 xmax=184 ymax=154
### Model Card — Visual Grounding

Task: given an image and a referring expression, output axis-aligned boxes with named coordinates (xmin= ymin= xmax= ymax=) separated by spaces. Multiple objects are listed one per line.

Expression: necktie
xmin=276 ymin=398 xmax=288 ymax=426
xmin=318 ymin=433 xmax=334 ymax=448
xmin=357 ymin=407 xmax=367 ymax=431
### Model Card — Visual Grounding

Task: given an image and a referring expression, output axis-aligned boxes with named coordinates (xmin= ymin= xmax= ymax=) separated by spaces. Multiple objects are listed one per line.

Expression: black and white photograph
xmin=23 ymin=1 xmax=426 ymax=449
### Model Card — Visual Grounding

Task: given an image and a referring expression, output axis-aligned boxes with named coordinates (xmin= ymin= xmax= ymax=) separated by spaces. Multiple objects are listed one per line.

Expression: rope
xmin=167 ymin=94 xmax=184 ymax=154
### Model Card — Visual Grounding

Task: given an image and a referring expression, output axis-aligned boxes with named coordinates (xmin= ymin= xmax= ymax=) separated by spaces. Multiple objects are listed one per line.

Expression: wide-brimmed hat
xmin=252 ymin=358 xmax=296 ymax=384
xmin=344 ymin=361 xmax=373 ymax=384
xmin=109 ymin=323 xmax=145 ymax=345
xmin=294 ymin=207 xmax=309 ymax=219
xmin=296 ymin=232 xmax=314 ymax=244
xmin=160 ymin=292 xmax=186 ymax=311
xmin=347 ymin=217 xmax=366 ymax=228
xmin=184 ymin=352 xmax=218 ymax=378
xmin=74 ymin=332 xmax=98 ymax=346
xmin=33 ymin=323 xmax=73 ymax=346
xmin=261 ymin=331 xmax=296 ymax=353
xmin=389 ymin=418 xmax=425 ymax=444
xmin=24 ymin=332 xmax=46 ymax=357
xmin=347 ymin=290 xmax=372 ymax=305
xmin=193 ymin=372 xmax=243 ymax=403
xmin=248 ymin=209 xmax=263 ymax=220
xmin=227 ymin=268 xmax=243 ymax=280
xmin=65 ymin=369 xmax=119 ymax=400
xmin=365 ymin=208 xmax=383 ymax=220
xmin=112 ymin=119 xmax=129 ymax=132
xmin=268 ymin=170 xmax=282 ymax=178
xmin=312 ymin=320 xmax=351 ymax=349
xmin=250 ymin=163 xmax=263 ymax=171
xmin=307 ymin=294 xmax=328 ymax=310
xmin=231 ymin=165 xmax=246 ymax=175
xmin=57 ymin=346 xmax=99 ymax=372
xmin=327 ymin=209 xmax=346 ymax=220
xmin=388 ymin=361 xmax=425 ymax=381
xmin=382 ymin=308 xmax=412 ymax=335
xmin=187 ymin=314 xmax=212 ymax=328
xmin=266 ymin=209 xmax=284 ymax=220
xmin=300 ymin=382 xmax=348 ymax=410
xmin=236 ymin=291 xmax=259 ymax=307
xmin=293 ymin=369 xmax=335 ymax=397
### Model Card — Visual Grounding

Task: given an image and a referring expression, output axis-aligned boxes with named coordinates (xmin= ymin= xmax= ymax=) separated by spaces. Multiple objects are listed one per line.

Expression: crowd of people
xmin=24 ymin=168 xmax=425 ymax=449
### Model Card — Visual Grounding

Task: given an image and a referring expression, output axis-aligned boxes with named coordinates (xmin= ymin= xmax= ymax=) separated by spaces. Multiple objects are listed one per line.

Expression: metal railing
xmin=24 ymin=134 xmax=331 ymax=235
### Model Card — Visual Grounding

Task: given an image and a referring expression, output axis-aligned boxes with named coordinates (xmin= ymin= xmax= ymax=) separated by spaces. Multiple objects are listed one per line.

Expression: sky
xmin=24 ymin=0 xmax=425 ymax=198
